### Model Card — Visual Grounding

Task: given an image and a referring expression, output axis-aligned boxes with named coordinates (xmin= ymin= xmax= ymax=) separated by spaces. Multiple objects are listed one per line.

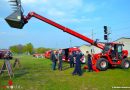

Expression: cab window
xmin=117 ymin=45 xmax=122 ymax=53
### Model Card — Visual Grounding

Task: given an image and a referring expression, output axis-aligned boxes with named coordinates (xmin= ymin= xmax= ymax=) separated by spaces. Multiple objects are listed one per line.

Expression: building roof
xmin=81 ymin=44 xmax=91 ymax=46
xmin=81 ymin=37 xmax=130 ymax=47
xmin=114 ymin=37 xmax=130 ymax=42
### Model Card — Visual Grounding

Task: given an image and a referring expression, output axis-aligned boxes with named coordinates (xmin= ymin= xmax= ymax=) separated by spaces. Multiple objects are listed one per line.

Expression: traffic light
xmin=104 ymin=35 xmax=108 ymax=40
xmin=104 ymin=26 xmax=108 ymax=34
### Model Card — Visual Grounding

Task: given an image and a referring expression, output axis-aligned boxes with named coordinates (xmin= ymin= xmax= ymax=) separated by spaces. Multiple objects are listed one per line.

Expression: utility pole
xmin=69 ymin=37 xmax=72 ymax=48
xmin=91 ymin=29 xmax=95 ymax=54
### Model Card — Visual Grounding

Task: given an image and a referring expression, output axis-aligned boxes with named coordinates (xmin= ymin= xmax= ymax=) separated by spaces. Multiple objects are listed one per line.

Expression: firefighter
xmin=111 ymin=47 xmax=116 ymax=59
xmin=86 ymin=51 xmax=93 ymax=72
xmin=72 ymin=50 xmax=83 ymax=76
xmin=58 ymin=49 xmax=63 ymax=71
xmin=50 ymin=50 xmax=57 ymax=70
xmin=68 ymin=52 xmax=74 ymax=68
xmin=4 ymin=50 xmax=12 ymax=60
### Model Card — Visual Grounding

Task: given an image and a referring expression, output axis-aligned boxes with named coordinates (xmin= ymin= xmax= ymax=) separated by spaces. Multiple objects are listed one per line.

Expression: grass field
xmin=0 ymin=55 xmax=130 ymax=90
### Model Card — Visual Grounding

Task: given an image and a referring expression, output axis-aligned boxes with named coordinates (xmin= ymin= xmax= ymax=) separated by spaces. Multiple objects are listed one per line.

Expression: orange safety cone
xmin=92 ymin=65 xmax=100 ymax=72
xmin=83 ymin=65 xmax=88 ymax=70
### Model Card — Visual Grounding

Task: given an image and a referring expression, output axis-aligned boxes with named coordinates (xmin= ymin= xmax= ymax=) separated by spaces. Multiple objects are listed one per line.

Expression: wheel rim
xmin=124 ymin=62 xmax=129 ymax=68
xmin=100 ymin=61 xmax=107 ymax=68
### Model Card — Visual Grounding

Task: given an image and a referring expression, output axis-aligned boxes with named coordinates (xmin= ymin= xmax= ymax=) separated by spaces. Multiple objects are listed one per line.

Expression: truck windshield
xmin=102 ymin=44 xmax=111 ymax=53
xmin=117 ymin=45 xmax=122 ymax=53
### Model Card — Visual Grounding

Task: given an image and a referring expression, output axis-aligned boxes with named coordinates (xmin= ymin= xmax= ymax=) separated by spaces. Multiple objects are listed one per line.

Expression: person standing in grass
xmin=72 ymin=50 xmax=83 ymax=76
xmin=50 ymin=50 xmax=57 ymax=70
xmin=86 ymin=51 xmax=93 ymax=72
xmin=68 ymin=52 xmax=74 ymax=68
xmin=58 ymin=49 xmax=63 ymax=71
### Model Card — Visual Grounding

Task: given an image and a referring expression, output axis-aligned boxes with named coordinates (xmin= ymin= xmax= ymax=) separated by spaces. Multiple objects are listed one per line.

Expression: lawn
xmin=0 ymin=55 xmax=130 ymax=90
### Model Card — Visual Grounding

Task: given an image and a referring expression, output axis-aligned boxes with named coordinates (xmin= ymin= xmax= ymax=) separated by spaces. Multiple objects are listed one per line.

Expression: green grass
xmin=0 ymin=55 xmax=130 ymax=90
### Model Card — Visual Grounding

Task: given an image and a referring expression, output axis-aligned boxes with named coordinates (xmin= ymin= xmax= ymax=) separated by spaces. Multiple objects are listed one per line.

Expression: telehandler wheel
xmin=121 ymin=60 xmax=130 ymax=69
xmin=96 ymin=58 xmax=108 ymax=71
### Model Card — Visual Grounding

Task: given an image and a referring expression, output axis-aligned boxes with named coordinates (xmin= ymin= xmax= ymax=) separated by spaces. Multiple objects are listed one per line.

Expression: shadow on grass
xmin=82 ymin=68 xmax=87 ymax=74
xmin=109 ymin=66 xmax=130 ymax=71
xmin=0 ymin=68 xmax=28 ymax=80
xmin=62 ymin=64 xmax=71 ymax=71
xmin=13 ymin=68 xmax=29 ymax=78
xmin=62 ymin=63 xmax=72 ymax=71
xmin=49 ymin=62 xmax=71 ymax=71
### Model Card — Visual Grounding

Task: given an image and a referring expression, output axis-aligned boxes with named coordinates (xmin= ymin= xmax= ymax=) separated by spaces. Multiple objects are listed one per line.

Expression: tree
xmin=10 ymin=45 xmax=19 ymax=53
xmin=17 ymin=44 xmax=24 ymax=54
xmin=36 ymin=47 xmax=51 ymax=53
xmin=9 ymin=43 xmax=51 ymax=54
xmin=25 ymin=43 xmax=34 ymax=55
xmin=10 ymin=44 xmax=25 ymax=54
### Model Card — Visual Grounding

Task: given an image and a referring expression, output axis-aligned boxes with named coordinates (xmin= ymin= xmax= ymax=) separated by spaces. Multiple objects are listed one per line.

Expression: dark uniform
xmin=50 ymin=52 xmax=57 ymax=70
xmin=72 ymin=52 xmax=83 ymax=76
xmin=68 ymin=54 xmax=74 ymax=68
xmin=87 ymin=54 xmax=93 ymax=72
xmin=58 ymin=53 xmax=63 ymax=71
xmin=4 ymin=51 xmax=12 ymax=60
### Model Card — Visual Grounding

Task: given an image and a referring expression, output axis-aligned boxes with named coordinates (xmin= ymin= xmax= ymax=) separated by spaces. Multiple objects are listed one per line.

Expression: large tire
xmin=121 ymin=60 xmax=130 ymax=69
xmin=96 ymin=58 xmax=108 ymax=71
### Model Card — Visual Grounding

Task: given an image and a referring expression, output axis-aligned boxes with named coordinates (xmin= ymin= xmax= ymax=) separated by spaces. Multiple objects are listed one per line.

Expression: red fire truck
xmin=5 ymin=0 xmax=129 ymax=71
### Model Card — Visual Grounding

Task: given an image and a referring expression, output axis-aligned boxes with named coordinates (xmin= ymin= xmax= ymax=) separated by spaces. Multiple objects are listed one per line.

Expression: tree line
xmin=9 ymin=43 xmax=51 ymax=54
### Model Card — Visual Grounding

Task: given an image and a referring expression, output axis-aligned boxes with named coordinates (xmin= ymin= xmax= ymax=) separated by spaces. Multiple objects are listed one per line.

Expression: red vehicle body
xmin=33 ymin=53 xmax=44 ymax=58
xmin=44 ymin=50 xmax=51 ymax=59
xmin=0 ymin=50 xmax=6 ymax=59
xmin=33 ymin=50 xmax=51 ymax=59
xmin=62 ymin=47 xmax=85 ymax=63
xmin=62 ymin=47 xmax=80 ymax=61
xmin=43 ymin=47 xmax=85 ymax=63
xmin=5 ymin=0 xmax=129 ymax=71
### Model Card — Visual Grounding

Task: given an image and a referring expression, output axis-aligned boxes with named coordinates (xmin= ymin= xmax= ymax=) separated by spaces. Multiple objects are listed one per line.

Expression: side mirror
xmin=94 ymin=39 xmax=99 ymax=45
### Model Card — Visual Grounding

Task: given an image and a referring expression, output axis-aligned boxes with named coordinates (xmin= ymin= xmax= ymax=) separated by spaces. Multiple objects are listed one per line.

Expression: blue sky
xmin=0 ymin=0 xmax=130 ymax=49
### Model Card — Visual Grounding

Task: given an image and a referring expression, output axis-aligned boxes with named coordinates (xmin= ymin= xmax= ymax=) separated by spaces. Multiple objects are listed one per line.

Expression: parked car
xmin=44 ymin=50 xmax=52 ymax=59
xmin=62 ymin=47 xmax=86 ymax=63
xmin=33 ymin=53 xmax=45 ymax=58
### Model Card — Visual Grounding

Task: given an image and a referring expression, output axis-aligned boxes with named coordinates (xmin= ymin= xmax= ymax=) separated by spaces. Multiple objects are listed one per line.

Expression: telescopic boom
xmin=24 ymin=12 xmax=104 ymax=49
xmin=5 ymin=0 xmax=104 ymax=49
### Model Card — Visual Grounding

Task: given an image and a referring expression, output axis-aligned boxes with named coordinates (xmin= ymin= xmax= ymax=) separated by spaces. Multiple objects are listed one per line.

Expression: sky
xmin=0 ymin=0 xmax=130 ymax=49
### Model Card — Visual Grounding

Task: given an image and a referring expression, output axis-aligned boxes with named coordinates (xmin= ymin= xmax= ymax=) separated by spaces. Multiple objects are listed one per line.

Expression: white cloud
xmin=21 ymin=0 xmax=83 ymax=15
xmin=22 ymin=0 xmax=48 ymax=4
xmin=47 ymin=8 xmax=66 ymax=17
xmin=56 ymin=17 xmax=102 ymax=23
xmin=22 ymin=0 xmax=36 ymax=4
xmin=0 ymin=31 xmax=7 ymax=34
xmin=20 ymin=0 xmax=102 ymax=23
xmin=0 ymin=18 xmax=4 ymax=22
xmin=57 ymin=18 xmax=86 ymax=23
xmin=84 ymin=3 xmax=96 ymax=13
xmin=4 ymin=0 xmax=7 ymax=1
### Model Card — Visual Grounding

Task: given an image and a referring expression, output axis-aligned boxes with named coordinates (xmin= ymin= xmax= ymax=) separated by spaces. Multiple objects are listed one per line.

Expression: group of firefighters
xmin=50 ymin=49 xmax=93 ymax=76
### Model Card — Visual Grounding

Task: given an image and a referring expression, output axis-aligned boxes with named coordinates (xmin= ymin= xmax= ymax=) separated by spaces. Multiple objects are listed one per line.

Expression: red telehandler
xmin=5 ymin=0 xmax=129 ymax=71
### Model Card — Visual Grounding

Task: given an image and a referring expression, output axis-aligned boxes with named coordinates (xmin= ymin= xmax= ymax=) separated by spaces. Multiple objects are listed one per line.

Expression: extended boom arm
xmin=23 ymin=12 xmax=104 ymax=49
xmin=5 ymin=2 xmax=104 ymax=50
